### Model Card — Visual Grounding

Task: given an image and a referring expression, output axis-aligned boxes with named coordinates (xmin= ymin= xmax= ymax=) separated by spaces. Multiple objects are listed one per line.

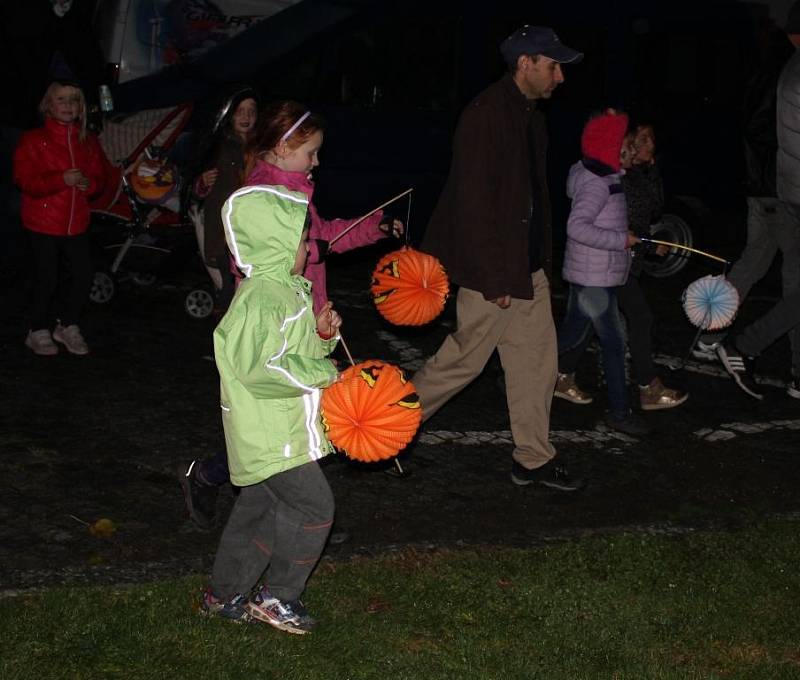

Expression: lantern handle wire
xmin=328 ymin=188 xmax=414 ymax=247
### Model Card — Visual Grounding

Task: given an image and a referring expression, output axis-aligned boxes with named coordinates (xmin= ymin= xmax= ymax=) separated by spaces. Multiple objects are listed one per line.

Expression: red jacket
xmin=14 ymin=117 xmax=106 ymax=236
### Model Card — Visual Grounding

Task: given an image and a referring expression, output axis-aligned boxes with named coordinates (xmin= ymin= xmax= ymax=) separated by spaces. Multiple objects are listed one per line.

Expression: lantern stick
xmin=338 ymin=333 xmax=356 ymax=367
xmin=328 ymin=188 xmax=414 ymax=246
xmin=639 ymin=238 xmax=730 ymax=266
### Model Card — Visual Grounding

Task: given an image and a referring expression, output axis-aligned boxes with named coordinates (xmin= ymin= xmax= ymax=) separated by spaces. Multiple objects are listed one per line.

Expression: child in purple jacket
xmin=556 ymin=109 xmax=650 ymax=437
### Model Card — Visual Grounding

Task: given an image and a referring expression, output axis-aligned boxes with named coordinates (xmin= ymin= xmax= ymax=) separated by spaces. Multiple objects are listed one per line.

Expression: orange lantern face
xmin=129 ymin=158 xmax=178 ymax=205
xmin=321 ymin=360 xmax=422 ymax=462
xmin=371 ymin=247 xmax=449 ymax=326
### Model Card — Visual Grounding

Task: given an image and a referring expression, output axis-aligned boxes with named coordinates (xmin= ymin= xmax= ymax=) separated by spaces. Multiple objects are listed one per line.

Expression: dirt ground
xmin=2 ymin=237 xmax=800 ymax=592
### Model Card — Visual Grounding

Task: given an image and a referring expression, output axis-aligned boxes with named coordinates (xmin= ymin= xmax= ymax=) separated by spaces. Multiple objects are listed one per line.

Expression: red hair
xmin=244 ymin=100 xmax=325 ymax=178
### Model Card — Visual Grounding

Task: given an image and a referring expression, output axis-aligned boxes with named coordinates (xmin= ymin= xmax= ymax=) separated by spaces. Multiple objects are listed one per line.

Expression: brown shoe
xmin=554 ymin=373 xmax=593 ymax=405
xmin=25 ymin=329 xmax=59 ymax=356
xmin=639 ymin=377 xmax=688 ymax=411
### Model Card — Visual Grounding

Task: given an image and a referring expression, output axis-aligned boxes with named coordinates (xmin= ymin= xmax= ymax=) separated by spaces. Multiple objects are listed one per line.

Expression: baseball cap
xmin=500 ymin=25 xmax=583 ymax=66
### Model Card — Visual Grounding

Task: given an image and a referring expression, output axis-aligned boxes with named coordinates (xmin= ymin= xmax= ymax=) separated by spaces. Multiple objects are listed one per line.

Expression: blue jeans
xmin=558 ymin=284 xmax=629 ymax=418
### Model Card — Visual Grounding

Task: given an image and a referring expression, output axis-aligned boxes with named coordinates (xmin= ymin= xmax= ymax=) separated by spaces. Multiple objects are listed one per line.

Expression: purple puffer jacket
xmin=245 ymin=161 xmax=385 ymax=314
xmin=561 ymin=160 xmax=631 ymax=287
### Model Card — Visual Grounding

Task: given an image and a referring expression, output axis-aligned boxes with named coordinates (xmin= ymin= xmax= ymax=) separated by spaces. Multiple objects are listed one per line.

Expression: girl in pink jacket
xmin=243 ymin=100 xmax=403 ymax=315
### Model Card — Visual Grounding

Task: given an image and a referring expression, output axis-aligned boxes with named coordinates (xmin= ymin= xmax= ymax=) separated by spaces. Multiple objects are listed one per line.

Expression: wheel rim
xmin=642 ymin=213 xmax=694 ymax=278
xmin=185 ymin=290 xmax=214 ymax=318
xmin=90 ymin=271 xmax=115 ymax=303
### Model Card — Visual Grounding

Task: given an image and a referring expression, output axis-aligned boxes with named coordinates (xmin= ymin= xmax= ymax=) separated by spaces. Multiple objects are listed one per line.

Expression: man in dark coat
xmin=413 ymin=25 xmax=584 ymax=490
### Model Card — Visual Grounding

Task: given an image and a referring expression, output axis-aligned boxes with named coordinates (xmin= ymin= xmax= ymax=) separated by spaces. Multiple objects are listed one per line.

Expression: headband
xmin=280 ymin=111 xmax=311 ymax=143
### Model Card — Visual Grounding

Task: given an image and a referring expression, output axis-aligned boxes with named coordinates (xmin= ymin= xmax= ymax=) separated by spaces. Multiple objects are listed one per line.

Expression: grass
xmin=2 ymin=518 xmax=800 ymax=680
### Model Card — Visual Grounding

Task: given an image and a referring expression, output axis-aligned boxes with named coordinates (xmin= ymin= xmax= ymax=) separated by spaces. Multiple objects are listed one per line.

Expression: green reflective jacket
xmin=214 ymin=184 xmax=339 ymax=486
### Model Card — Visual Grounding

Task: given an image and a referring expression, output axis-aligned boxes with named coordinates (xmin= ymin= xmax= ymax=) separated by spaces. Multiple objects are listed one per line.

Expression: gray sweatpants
xmin=702 ymin=197 xmax=800 ymax=375
xmin=211 ymin=460 xmax=334 ymax=602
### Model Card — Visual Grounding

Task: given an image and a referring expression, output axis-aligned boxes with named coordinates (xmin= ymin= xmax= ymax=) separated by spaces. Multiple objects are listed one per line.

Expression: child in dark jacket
xmin=14 ymin=80 xmax=106 ymax=356
xmin=555 ymin=110 xmax=651 ymax=437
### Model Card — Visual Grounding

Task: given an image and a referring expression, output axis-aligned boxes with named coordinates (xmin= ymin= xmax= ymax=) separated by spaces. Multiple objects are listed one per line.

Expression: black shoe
xmin=511 ymin=459 xmax=585 ymax=491
xmin=177 ymin=460 xmax=219 ymax=529
xmin=716 ymin=342 xmax=763 ymax=400
xmin=786 ymin=379 xmax=800 ymax=400
xmin=605 ymin=411 xmax=652 ymax=437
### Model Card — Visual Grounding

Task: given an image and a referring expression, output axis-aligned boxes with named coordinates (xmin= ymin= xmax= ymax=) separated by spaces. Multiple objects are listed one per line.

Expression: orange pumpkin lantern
xmin=129 ymin=158 xmax=178 ymax=205
xmin=371 ymin=247 xmax=449 ymax=326
xmin=321 ymin=360 xmax=422 ymax=462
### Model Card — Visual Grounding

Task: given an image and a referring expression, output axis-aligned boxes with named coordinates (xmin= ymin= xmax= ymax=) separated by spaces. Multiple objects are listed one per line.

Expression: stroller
xmin=89 ymin=104 xmax=215 ymax=319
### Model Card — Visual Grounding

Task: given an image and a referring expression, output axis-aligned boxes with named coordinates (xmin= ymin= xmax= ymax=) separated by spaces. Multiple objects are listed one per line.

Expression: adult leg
xmin=58 ymin=233 xmax=93 ymax=327
xmin=497 ymin=270 xmax=558 ymax=468
xmin=735 ymin=288 xmax=800 ymax=359
xmin=700 ymin=196 xmax=778 ymax=347
xmin=772 ymin=201 xmax=800 ymax=378
xmin=262 ymin=461 xmax=334 ymax=602
xmin=412 ymin=286 xmax=511 ymax=422
xmin=27 ymin=231 xmax=60 ymax=331
xmin=616 ymin=275 xmax=656 ymax=385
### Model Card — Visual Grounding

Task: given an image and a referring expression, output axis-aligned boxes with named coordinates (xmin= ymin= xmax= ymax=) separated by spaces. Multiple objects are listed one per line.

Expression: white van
xmin=93 ymin=0 xmax=301 ymax=83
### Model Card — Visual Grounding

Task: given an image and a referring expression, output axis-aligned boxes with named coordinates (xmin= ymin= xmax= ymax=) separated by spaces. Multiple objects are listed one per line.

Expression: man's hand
xmin=492 ymin=295 xmax=511 ymax=309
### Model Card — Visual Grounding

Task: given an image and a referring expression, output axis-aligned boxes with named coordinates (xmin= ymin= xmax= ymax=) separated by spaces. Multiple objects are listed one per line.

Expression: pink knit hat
xmin=581 ymin=111 xmax=629 ymax=172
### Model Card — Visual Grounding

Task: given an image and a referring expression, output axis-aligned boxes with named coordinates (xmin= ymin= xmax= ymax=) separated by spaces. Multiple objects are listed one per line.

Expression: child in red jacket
xmin=14 ymin=80 xmax=105 ymax=356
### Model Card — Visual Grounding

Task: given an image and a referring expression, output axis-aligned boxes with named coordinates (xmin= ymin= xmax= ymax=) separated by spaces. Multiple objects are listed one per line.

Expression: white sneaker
xmin=25 ymin=329 xmax=59 ymax=356
xmin=691 ymin=339 xmax=719 ymax=362
xmin=52 ymin=323 xmax=90 ymax=355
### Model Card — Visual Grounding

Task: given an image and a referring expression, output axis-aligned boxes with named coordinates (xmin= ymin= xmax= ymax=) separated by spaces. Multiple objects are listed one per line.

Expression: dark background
xmin=0 ymin=0 xmax=787 ymax=271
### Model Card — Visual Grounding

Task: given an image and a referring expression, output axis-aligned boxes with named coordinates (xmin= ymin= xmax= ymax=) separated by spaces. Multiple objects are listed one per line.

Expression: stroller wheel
xmin=90 ymin=271 xmax=115 ymax=304
xmin=185 ymin=289 xmax=214 ymax=319
xmin=133 ymin=272 xmax=157 ymax=287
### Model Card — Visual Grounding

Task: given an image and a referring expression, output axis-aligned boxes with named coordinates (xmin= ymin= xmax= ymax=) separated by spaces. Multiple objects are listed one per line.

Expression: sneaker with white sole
xmin=52 ymin=323 xmax=90 ymax=355
xmin=25 ymin=329 xmax=59 ymax=356
xmin=786 ymin=380 xmax=800 ymax=400
xmin=716 ymin=342 xmax=763 ymax=400
xmin=200 ymin=589 xmax=251 ymax=623
xmin=691 ymin=339 xmax=720 ymax=362
xmin=247 ymin=586 xmax=317 ymax=634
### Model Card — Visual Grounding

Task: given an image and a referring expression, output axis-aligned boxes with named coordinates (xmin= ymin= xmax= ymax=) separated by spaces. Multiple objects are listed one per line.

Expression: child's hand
xmin=379 ymin=218 xmax=404 ymax=238
xmin=201 ymin=168 xmax=219 ymax=190
xmin=316 ymin=301 xmax=342 ymax=339
xmin=64 ymin=168 xmax=87 ymax=188
xmin=625 ymin=233 xmax=641 ymax=249
xmin=655 ymin=244 xmax=669 ymax=257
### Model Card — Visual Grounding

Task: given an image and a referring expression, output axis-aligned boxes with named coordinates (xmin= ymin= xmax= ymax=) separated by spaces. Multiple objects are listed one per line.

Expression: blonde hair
xmin=38 ymin=81 xmax=88 ymax=142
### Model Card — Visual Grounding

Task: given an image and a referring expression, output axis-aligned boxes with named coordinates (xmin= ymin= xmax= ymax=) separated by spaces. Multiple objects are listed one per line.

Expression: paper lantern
xmin=321 ymin=360 xmax=422 ymax=462
xmin=371 ymin=247 xmax=449 ymax=326
xmin=129 ymin=158 xmax=178 ymax=205
xmin=682 ymin=275 xmax=739 ymax=330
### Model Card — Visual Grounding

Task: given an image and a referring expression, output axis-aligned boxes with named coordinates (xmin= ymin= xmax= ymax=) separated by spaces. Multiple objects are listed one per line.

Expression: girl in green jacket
xmin=203 ymin=179 xmax=342 ymax=634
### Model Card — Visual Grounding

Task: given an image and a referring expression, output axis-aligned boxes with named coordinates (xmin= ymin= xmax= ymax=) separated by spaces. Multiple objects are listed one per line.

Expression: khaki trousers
xmin=413 ymin=269 xmax=557 ymax=469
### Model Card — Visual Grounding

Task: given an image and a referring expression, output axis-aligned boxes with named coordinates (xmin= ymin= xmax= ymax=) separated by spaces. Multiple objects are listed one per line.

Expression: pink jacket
xmin=245 ymin=160 xmax=385 ymax=313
